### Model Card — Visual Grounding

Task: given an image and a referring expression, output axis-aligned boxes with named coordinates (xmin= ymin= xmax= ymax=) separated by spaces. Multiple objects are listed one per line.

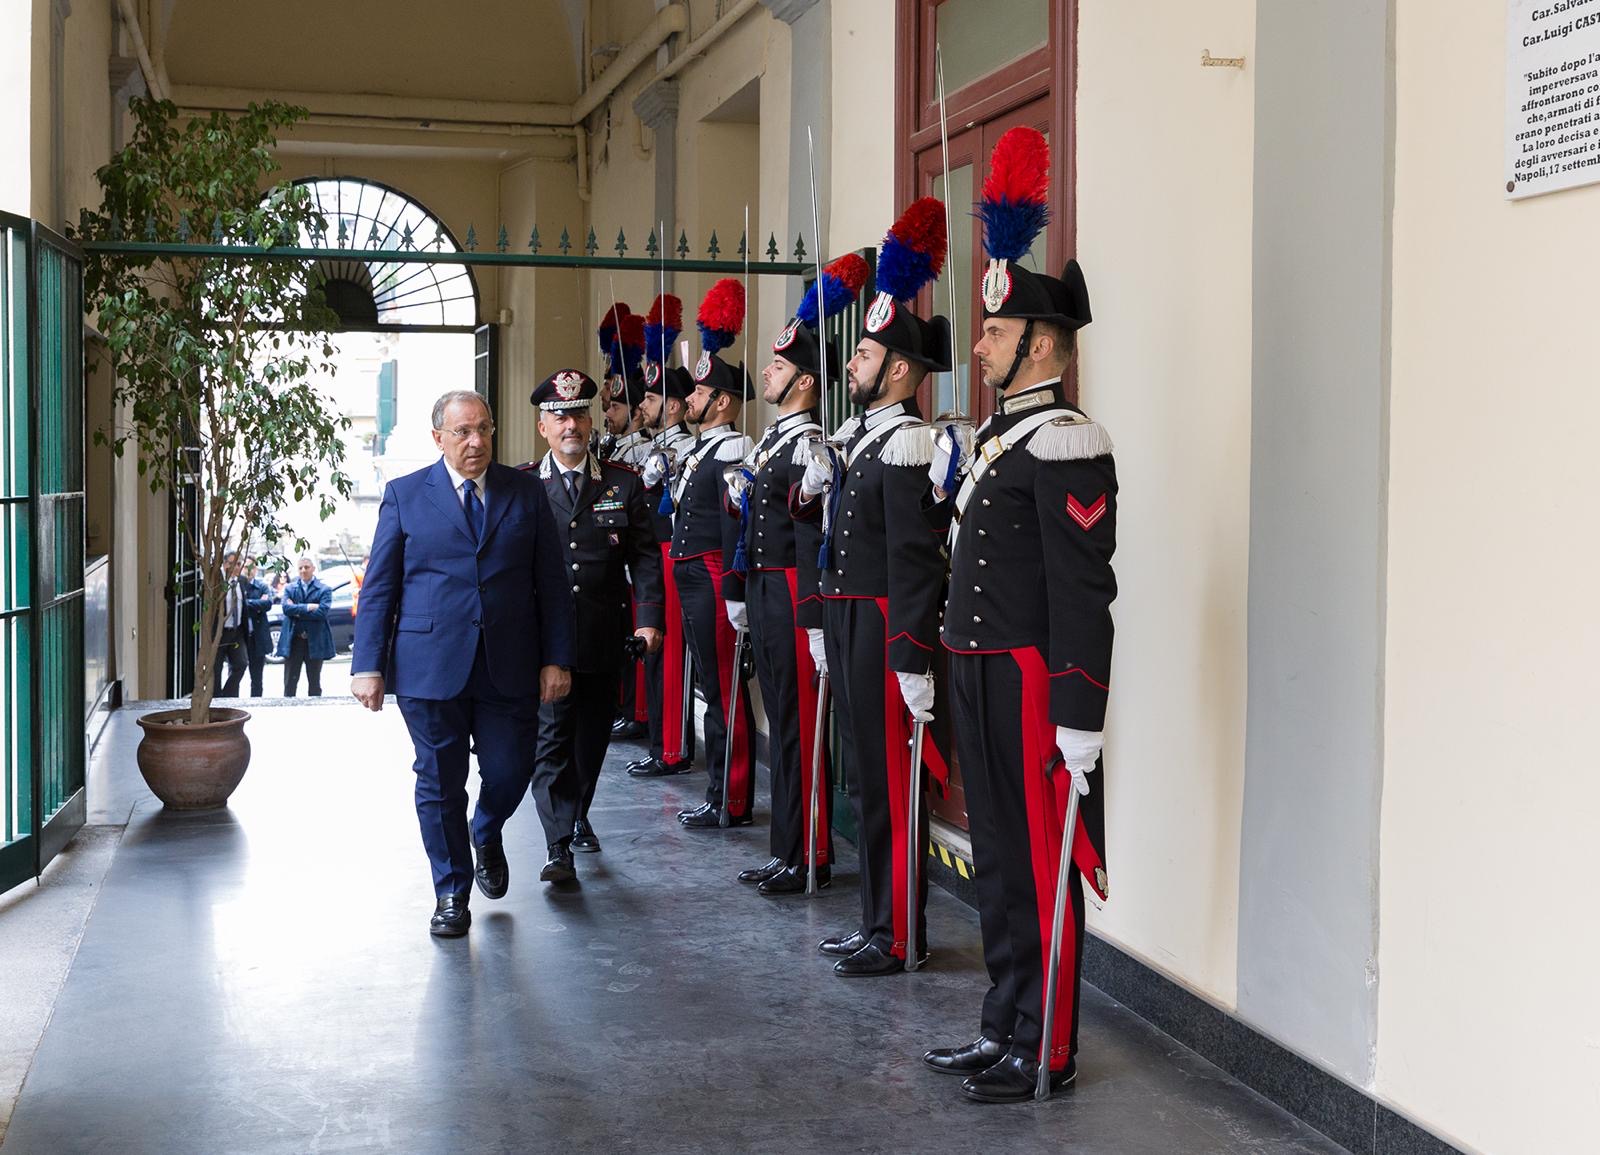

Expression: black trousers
xmin=245 ymin=617 xmax=271 ymax=697
xmin=948 ymin=649 xmax=1099 ymax=1072
xmin=748 ymin=569 xmax=831 ymax=866
xmin=822 ymin=597 xmax=928 ymax=959
xmin=396 ymin=645 xmax=539 ymax=897
xmin=648 ymin=547 xmax=695 ymax=766
xmin=284 ymin=633 xmax=323 ymax=697
xmin=675 ymin=555 xmax=755 ymax=815
xmin=214 ymin=627 xmax=247 ymax=697
xmin=530 ymin=668 xmax=618 ymax=846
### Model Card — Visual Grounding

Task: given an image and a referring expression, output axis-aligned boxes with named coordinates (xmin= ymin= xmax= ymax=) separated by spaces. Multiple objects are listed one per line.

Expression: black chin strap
xmin=991 ymin=319 xmax=1035 ymax=394
xmin=863 ymin=356 xmax=891 ymax=406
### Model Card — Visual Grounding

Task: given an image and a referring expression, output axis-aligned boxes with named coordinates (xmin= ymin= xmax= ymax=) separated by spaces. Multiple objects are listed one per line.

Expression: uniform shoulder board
xmin=1025 ymin=415 xmax=1115 ymax=462
xmin=834 ymin=415 xmax=863 ymax=443
xmin=880 ymin=423 xmax=936 ymax=468
xmin=715 ymin=434 xmax=754 ymax=462
xmin=791 ymin=437 xmax=815 ymax=467
xmin=603 ymin=459 xmax=640 ymax=477
xmin=515 ymin=460 xmax=537 ymax=472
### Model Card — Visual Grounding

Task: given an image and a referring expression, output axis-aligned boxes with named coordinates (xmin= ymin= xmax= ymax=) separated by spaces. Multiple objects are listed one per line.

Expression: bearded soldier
xmin=669 ymin=279 xmax=757 ymax=828
xmin=792 ymin=199 xmax=953 ymax=975
xmin=729 ymin=254 xmax=866 ymax=894
xmin=921 ymin=127 xmax=1116 ymax=1104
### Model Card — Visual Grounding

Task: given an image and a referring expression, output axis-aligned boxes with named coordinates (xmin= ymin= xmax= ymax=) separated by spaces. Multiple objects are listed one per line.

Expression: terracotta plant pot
xmin=135 ymin=707 xmax=252 ymax=810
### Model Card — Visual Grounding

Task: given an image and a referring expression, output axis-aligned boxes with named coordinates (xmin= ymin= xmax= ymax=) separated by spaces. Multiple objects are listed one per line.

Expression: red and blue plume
xmin=978 ymin=126 xmax=1050 ymax=262
xmin=875 ymin=196 xmax=947 ymax=302
xmin=797 ymin=253 xmax=870 ymax=329
xmin=620 ymin=313 xmax=645 ymax=371
xmin=598 ymin=302 xmax=631 ymax=376
xmin=697 ymin=278 xmax=745 ymax=355
xmin=643 ymin=293 xmax=682 ymax=365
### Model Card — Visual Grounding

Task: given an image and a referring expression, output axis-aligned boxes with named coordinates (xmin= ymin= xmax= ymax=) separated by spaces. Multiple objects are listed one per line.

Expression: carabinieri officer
xmin=921 ymin=126 xmax=1116 ymax=1104
xmin=521 ymin=370 xmax=664 ymax=877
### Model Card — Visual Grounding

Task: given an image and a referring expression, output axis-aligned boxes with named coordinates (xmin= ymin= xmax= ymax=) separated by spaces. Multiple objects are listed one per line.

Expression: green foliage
xmin=78 ymin=97 xmax=354 ymax=722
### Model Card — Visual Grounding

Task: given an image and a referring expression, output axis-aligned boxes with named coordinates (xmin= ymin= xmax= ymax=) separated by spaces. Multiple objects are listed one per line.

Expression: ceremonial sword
xmin=1036 ymin=753 xmax=1085 ymax=1101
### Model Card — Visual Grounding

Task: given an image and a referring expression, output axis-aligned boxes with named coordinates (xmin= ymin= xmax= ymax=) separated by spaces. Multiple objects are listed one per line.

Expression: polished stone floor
xmin=2 ymin=702 xmax=1348 ymax=1154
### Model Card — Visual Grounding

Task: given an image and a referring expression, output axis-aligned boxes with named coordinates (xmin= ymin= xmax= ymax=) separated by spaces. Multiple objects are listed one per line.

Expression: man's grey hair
xmin=431 ymin=390 xmax=493 ymax=429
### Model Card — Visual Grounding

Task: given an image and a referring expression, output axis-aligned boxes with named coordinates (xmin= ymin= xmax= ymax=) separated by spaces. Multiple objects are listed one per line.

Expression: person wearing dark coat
xmin=520 ymin=369 xmax=664 ymax=870
xmin=241 ymin=561 xmax=274 ymax=697
xmin=275 ymin=556 xmax=336 ymax=696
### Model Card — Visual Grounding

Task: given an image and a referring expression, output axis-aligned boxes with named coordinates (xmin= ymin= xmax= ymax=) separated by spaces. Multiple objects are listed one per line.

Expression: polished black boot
xmin=959 ymin=1054 xmax=1077 ymax=1103
xmin=473 ymin=841 xmax=508 ymax=900
xmin=817 ymin=929 xmax=867 ymax=957
xmin=923 ymin=1036 xmax=1011 ymax=1075
xmin=757 ymin=864 xmax=829 ymax=896
xmin=429 ymin=892 xmax=471 ymax=937
xmin=737 ymin=857 xmax=784 ymax=884
xmin=539 ymin=841 xmax=577 ymax=883
xmin=571 ymin=818 xmax=601 ymax=853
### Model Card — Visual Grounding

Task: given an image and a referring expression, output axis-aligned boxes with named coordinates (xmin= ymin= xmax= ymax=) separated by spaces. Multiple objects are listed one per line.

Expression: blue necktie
xmin=462 ymin=478 xmax=483 ymax=543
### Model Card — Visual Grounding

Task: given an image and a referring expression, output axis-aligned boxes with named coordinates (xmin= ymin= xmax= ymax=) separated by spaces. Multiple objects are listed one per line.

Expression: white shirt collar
xmin=442 ymin=458 xmax=489 ymax=504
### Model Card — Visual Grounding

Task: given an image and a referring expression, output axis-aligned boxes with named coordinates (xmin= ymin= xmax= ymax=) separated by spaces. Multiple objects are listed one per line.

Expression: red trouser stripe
xmin=703 ymin=552 xmax=754 ymax=816
xmin=1017 ymin=645 xmax=1081 ymax=1071
xmin=784 ymin=568 xmax=829 ymax=865
xmin=661 ymin=544 xmax=688 ymax=764
xmin=875 ymin=596 xmax=915 ymax=958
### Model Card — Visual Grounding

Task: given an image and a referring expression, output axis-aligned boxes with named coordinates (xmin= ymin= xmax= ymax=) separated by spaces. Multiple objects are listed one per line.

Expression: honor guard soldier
xmin=604 ymin=336 xmax=655 ymax=741
xmin=520 ymin=370 xmax=664 ymax=875
xmin=793 ymin=199 xmax=953 ymax=975
xmin=671 ymin=278 xmax=757 ymax=828
xmin=627 ymin=297 xmax=701 ymax=780
xmin=921 ymin=128 xmax=1116 ymax=1104
xmin=730 ymin=254 xmax=868 ymax=894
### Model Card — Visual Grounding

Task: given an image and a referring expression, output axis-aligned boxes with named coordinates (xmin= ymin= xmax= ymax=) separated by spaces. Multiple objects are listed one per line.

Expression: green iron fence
xmin=0 ymin=211 xmax=87 ymax=896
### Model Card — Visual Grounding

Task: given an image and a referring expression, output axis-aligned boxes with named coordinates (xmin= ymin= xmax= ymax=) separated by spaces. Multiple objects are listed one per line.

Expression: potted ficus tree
xmin=79 ymin=96 xmax=352 ymax=809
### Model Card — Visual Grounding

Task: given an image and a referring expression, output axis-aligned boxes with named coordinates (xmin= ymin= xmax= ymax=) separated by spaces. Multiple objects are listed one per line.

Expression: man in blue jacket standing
xmin=352 ymin=390 xmax=576 ymax=937
xmin=276 ymin=556 xmax=335 ymax=696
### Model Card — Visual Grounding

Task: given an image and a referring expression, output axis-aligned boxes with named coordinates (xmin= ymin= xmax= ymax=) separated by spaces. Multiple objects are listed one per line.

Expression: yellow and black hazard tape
xmin=929 ymin=838 xmax=973 ymax=880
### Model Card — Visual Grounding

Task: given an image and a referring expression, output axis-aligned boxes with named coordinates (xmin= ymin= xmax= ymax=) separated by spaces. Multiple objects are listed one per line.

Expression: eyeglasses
xmin=440 ymin=423 xmax=495 ymax=440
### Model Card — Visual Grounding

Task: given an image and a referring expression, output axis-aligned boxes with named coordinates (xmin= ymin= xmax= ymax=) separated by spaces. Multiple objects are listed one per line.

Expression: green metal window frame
xmin=0 ymin=211 xmax=87 ymax=897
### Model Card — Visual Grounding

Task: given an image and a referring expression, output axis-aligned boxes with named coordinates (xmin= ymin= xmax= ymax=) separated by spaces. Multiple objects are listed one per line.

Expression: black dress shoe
xmin=571 ymin=818 xmax=601 ymax=853
xmin=630 ymin=757 xmax=689 ymax=778
xmin=677 ymin=802 xmax=715 ymax=823
xmin=680 ymin=805 xmax=724 ymax=828
xmin=834 ymin=942 xmax=905 ymax=977
xmin=429 ymin=892 xmax=471 ymax=937
xmin=959 ymin=1054 xmax=1077 ymax=1103
xmin=737 ymin=857 xmax=784 ymax=884
xmin=611 ymin=718 xmax=647 ymax=739
xmin=758 ymin=865 xmax=830 ymax=895
xmin=473 ymin=841 xmax=508 ymax=900
xmin=539 ymin=842 xmax=577 ymax=883
xmin=818 ymin=929 xmax=867 ymax=957
xmin=625 ymin=753 xmax=656 ymax=770
xmin=923 ymin=1036 xmax=1011 ymax=1075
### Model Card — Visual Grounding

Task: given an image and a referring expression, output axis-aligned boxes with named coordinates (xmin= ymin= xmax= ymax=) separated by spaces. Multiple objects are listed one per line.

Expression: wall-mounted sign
xmin=1506 ymin=0 xmax=1600 ymax=199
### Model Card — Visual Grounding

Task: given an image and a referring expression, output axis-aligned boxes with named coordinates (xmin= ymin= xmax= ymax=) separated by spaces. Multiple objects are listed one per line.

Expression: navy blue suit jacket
xmin=353 ymin=458 xmax=576 ymax=700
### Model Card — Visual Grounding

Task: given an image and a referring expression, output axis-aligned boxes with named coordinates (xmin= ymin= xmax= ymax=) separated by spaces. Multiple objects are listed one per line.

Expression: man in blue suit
xmin=352 ymin=390 xmax=576 ymax=938
xmin=276 ymin=556 xmax=335 ymax=696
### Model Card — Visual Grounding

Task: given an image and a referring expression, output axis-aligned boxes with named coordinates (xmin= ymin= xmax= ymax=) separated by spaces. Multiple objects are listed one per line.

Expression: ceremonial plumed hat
xmin=531 ymin=369 xmax=598 ymax=411
xmin=643 ymin=361 xmax=695 ymax=402
xmin=606 ymin=371 xmax=648 ymax=410
xmin=693 ymin=278 xmax=755 ymax=400
xmin=597 ymin=303 xmax=632 ymax=379
xmin=859 ymin=197 xmax=953 ymax=371
xmin=773 ymin=253 xmax=869 ymax=384
xmin=977 ymin=127 xmax=1092 ymax=331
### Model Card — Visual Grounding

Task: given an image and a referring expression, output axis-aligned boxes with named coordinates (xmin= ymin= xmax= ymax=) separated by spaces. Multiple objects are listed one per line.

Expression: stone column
xmin=760 ymin=0 xmax=827 ymax=314
xmin=633 ymin=78 xmax=679 ymax=291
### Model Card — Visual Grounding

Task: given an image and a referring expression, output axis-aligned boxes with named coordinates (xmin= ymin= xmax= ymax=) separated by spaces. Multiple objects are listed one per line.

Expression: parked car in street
xmin=265 ymin=563 xmax=360 ymax=660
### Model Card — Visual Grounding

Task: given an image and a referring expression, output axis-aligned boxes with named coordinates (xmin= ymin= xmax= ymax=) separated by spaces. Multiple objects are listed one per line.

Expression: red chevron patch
xmin=1066 ymin=492 xmax=1107 ymax=531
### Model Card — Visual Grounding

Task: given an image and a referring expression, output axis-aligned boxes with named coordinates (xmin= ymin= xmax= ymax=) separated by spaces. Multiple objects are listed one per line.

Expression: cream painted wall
xmin=0 ymin=0 xmax=31 ymax=214
xmin=1379 ymin=2 xmax=1600 ymax=1151
xmin=828 ymin=0 xmax=893 ymax=256
xmin=60 ymin=0 xmax=110 ymax=232
xmin=1074 ymin=0 xmax=1256 ymax=1007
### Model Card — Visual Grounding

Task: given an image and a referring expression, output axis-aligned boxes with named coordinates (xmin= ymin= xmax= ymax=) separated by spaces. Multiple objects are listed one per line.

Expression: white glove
xmin=928 ymin=426 xmax=961 ymax=497
xmin=806 ymin=628 xmax=827 ymax=676
xmin=895 ymin=670 xmax=935 ymax=724
xmin=1054 ymin=726 xmax=1102 ymax=797
xmin=726 ymin=600 xmax=748 ymax=631
xmin=641 ymin=450 xmax=669 ymax=489
xmin=800 ymin=449 xmax=835 ymax=499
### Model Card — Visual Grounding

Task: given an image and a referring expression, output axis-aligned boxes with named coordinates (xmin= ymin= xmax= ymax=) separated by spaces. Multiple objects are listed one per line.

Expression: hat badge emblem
xmin=694 ymin=350 xmax=712 ymax=382
xmin=774 ymin=319 xmax=799 ymax=351
xmin=645 ymin=363 xmax=661 ymax=386
xmin=553 ymin=370 xmax=585 ymax=400
xmin=608 ymin=379 xmax=625 ymax=401
xmin=864 ymin=292 xmax=896 ymax=334
xmin=982 ymin=260 xmax=1012 ymax=313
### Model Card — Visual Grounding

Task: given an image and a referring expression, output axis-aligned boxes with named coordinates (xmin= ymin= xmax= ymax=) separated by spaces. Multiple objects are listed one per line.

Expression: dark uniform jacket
xmin=521 ymin=452 xmax=665 ymax=675
xmin=792 ymin=398 xmax=946 ymax=675
xmin=731 ymin=410 xmax=826 ymax=629
xmin=646 ymin=422 xmax=697 ymax=544
xmin=936 ymin=379 xmax=1118 ymax=731
xmin=668 ymin=423 xmax=754 ymax=601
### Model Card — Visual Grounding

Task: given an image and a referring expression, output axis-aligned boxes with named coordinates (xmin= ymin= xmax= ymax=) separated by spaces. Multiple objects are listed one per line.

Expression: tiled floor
xmin=1 ymin=702 xmax=1348 ymax=1154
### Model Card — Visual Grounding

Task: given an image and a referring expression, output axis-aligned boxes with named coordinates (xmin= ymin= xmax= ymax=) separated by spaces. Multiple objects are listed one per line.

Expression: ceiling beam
xmin=169 ymin=84 xmax=572 ymax=128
